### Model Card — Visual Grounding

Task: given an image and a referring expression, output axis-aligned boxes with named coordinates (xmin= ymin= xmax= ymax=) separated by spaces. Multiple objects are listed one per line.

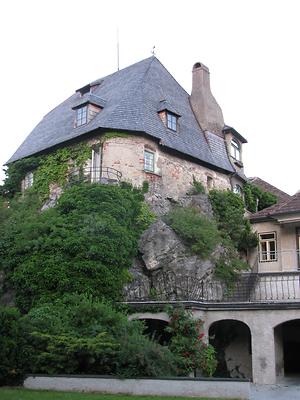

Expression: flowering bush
xmin=166 ymin=306 xmax=217 ymax=377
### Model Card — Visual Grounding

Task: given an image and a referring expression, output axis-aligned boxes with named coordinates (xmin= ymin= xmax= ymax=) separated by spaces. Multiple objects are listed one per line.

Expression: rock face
xmin=130 ymin=193 xmax=217 ymax=281
xmin=138 ymin=219 xmax=215 ymax=278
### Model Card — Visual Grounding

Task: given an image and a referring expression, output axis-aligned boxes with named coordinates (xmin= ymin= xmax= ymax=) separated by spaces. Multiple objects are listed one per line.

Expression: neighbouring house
xmin=7 ymin=57 xmax=247 ymax=199
xmin=5 ymin=57 xmax=300 ymax=386
xmin=249 ymin=191 xmax=300 ymax=273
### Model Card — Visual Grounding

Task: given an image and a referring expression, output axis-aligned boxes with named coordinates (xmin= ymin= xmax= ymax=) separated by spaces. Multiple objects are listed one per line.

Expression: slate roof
xmin=250 ymin=191 xmax=300 ymax=221
xmin=248 ymin=177 xmax=291 ymax=203
xmin=7 ymin=57 xmax=235 ymax=173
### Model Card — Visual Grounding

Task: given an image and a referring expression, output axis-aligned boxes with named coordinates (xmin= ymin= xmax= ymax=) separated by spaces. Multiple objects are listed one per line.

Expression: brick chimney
xmin=190 ymin=62 xmax=224 ymax=135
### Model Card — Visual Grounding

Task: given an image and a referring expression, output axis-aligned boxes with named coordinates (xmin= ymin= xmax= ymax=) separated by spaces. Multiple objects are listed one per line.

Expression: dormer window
xmin=231 ymin=139 xmax=241 ymax=161
xmin=167 ymin=112 xmax=177 ymax=131
xmin=76 ymin=106 xmax=88 ymax=127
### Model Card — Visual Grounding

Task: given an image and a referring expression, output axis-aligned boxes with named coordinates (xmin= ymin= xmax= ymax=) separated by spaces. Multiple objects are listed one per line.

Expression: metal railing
xmin=67 ymin=167 xmax=122 ymax=185
xmin=124 ymin=270 xmax=300 ymax=304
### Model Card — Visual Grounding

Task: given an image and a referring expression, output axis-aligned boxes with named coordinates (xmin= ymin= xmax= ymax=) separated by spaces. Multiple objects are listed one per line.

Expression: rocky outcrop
xmin=130 ymin=193 xmax=218 ymax=282
xmin=138 ymin=219 xmax=216 ymax=278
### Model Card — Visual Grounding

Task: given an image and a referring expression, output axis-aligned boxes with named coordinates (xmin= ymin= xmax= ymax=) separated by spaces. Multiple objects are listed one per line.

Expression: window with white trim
xmin=259 ymin=232 xmax=277 ymax=262
xmin=144 ymin=150 xmax=155 ymax=172
xmin=167 ymin=112 xmax=177 ymax=131
xmin=76 ymin=106 xmax=88 ymax=127
xmin=231 ymin=139 xmax=241 ymax=161
xmin=24 ymin=172 xmax=34 ymax=190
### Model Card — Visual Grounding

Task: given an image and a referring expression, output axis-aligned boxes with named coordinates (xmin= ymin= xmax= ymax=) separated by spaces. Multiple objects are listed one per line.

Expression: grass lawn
xmin=0 ymin=388 xmax=237 ymax=400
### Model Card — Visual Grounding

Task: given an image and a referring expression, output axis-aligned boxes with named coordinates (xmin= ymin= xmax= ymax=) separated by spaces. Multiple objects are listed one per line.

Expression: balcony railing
xmin=124 ymin=270 xmax=300 ymax=304
xmin=68 ymin=167 xmax=122 ymax=185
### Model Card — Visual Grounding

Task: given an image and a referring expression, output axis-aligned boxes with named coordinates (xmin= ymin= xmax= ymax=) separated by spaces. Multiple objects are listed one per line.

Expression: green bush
xmin=209 ymin=190 xmax=258 ymax=252
xmin=166 ymin=207 xmax=221 ymax=258
xmin=0 ymin=184 xmax=152 ymax=311
xmin=166 ymin=306 xmax=217 ymax=377
xmin=115 ymin=331 xmax=178 ymax=378
xmin=24 ymin=295 xmax=178 ymax=377
xmin=214 ymin=240 xmax=249 ymax=286
xmin=0 ymin=307 xmax=32 ymax=385
xmin=243 ymin=182 xmax=277 ymax=213
xmin=191 ymin=176 xmax=205 ymax=194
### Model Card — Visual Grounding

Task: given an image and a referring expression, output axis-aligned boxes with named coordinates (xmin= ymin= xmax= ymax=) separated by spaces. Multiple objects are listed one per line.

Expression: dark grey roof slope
xmin=7 ymin=57 xmax=234 ymax=173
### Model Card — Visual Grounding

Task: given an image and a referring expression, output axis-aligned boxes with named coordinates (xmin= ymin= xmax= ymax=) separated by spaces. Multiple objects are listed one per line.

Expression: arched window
xmin=231 ymin=139 xmax=241 ymax=161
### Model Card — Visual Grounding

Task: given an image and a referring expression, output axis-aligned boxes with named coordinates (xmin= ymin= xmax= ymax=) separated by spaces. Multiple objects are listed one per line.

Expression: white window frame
xmin=76 ymin=106 xmax=88 ymax=127
xmin=166 ymin=112 xmax=177 ymax=131
xmin=231 ymin=139 xmax=241 ymax=161
xmin=259 ymin=232 xmax=277 ymax=262
xmin=144 ymin=150 xmax=155 ymax=173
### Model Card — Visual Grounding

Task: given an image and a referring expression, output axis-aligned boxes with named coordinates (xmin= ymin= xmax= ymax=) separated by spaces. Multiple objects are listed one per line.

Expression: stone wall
xmin=100 ymin=135 xmax=231 ymax=199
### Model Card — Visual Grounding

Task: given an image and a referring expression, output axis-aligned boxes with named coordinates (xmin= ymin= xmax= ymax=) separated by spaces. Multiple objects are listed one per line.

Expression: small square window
xmin=76 ymin=106 xmax=88 ymax=127
xmin=144 ymin=150 xmax=155 ymax=172
xmin=167 ymin=112 xmax=177 ymax=131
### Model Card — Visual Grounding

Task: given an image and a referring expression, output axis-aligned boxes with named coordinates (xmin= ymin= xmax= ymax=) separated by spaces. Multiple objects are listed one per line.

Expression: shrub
xmin=191 ymin=176 xmax=206 ymax=194
xmin=243 ymin=182 xmax=277 ymax=213
xmin=115 ymin=331 xmax=178 ymax=378
xmin=0 ymin=184 xmax=152 ymax=311
xmin=166 ymin=207 xmax=221 ymax=258
xmin=166 ymin=306 xmax=217 ymax=377
xmin=25 ymin=295 xmax=178 ymax=377
xmin=0 ymin=307 xmax=32 ymax=385
xmin=214 ymin=240 xmax=249 ymax=286
xmin=209 ymin=190 xmax=258 ymax=252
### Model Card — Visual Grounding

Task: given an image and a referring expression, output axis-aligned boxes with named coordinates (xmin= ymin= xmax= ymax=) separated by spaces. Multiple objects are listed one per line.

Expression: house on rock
xmin=6 ymin=57 xmax=300 ymax=386
xmin=8 ymin=57 xmax=247 ymax=200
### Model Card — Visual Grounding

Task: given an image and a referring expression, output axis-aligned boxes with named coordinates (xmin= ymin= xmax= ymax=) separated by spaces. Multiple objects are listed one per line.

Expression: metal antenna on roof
xmin=151 ymin=45 xmax=156 ymax=56
xmin=117 ymin=28 xmax=120 ymax=71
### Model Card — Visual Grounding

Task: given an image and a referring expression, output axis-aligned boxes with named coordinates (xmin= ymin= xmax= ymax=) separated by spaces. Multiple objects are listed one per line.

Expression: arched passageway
xmin=274 ymin=319 xmax=300 ymax=380
xmin=141 ymin=318 xmax=171 ymax=345
xmin=209 ymin=319 xmax=252 ymax=380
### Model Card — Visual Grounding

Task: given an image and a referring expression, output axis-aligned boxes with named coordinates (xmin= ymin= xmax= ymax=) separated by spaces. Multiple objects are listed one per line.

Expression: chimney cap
xmin=193 ymin=62 xmax=209 ymax=72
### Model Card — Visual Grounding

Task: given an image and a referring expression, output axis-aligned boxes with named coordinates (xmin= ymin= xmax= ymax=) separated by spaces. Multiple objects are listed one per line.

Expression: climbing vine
xmin=32 ymin=143 xmax=91 ymax=200
xmin=1 ymin=143 xmax=91 ymax=201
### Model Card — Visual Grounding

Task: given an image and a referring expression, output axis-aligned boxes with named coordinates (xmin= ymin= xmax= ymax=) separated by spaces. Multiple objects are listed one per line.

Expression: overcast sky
xmin=1 ymin=0 xmax=299 ymax=194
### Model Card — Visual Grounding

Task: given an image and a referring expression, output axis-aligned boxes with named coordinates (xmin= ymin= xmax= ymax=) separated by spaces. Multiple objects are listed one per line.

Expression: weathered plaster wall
xmin=250 ymin=221 xmax=299 ymax=272
xmin=100 ymin=135 xmax=231 ymax=198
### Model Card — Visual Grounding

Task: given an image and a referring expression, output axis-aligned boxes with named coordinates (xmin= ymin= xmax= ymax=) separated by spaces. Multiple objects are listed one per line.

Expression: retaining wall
xmin=24 ymin=375 xmax=250 ymax=399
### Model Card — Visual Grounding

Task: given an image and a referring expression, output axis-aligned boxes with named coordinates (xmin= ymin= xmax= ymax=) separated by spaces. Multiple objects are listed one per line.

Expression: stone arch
xmin=274 ymin=318 xmax=300 ymax=381
xmin=208 ymin=319 xmax=252 ymax=380
xmin=129 ymin=312 xmax=171 ymax=345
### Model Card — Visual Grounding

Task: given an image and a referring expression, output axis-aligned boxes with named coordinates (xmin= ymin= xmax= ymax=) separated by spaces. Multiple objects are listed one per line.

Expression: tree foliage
xmin=243 ymin=182 xmax=277 ymax=213
xmin=24 ymin=295 xmax=178 ymax=378
xmin=0 ymin=184 xmax=153 ymax=311
xmin=166 ymin=306 xmax=217 ymax=377
xmin=209 ymin=189 xmax=258 ymax=252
